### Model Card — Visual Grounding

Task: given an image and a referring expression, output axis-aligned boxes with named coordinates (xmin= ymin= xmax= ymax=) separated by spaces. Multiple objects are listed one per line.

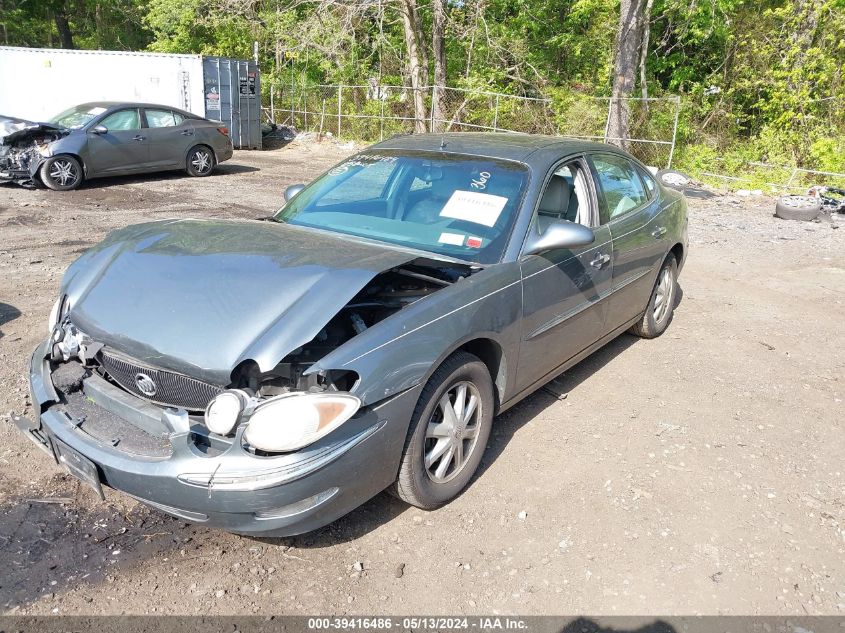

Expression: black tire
xmin=391 ymin=351 xmax=495 ymax=509
xmin=630 ymin=254 xmax=678 ymax=339
xmin=656 ymin=168 xmax=692 ymax=191
xmin=775 ymin=195 xmax=821 ymax=221
xmin=39 ymin=155 xmax=83 ymax=191
xmin=186 ymin=145 xmax=215 ymax=177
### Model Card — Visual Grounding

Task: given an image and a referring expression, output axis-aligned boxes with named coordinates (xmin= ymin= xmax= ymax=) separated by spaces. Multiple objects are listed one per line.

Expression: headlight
xmin=243 ymin=393 xmax=360 ymax=453
xmin=47 ymin=296 xmax=64 ymax=333
xmin=204 ymin=390 xmax=249 ymax=435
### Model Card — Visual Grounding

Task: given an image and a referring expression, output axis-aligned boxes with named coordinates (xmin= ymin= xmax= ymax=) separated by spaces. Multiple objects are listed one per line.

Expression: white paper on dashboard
xmin=438 ymin=232 xmax=465 ymax=246
xmin=439 ymin=190 xmax=508 ymax=227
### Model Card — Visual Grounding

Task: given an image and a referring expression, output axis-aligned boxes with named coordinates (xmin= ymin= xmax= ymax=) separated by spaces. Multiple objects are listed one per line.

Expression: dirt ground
xmin=0 ymin=141 xmax=843 ymax=616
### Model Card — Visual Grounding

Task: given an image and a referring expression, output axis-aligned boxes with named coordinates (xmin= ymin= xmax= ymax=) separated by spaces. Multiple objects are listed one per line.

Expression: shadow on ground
xmin=76 ymin=164 xmax=260 ymax=190
xmin=0 ymin=302 xmax=21 ymax=340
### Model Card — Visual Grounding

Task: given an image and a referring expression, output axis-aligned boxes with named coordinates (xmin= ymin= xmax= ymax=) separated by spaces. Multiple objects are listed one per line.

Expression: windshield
xmin=274 ymin=150 xmax=529 ymax=264
xmin=49 ymin=105 xmax=109 ymax=129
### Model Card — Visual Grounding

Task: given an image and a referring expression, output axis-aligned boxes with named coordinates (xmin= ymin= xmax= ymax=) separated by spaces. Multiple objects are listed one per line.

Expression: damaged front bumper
xmin=18 ymin=339 xmax=419 ymax=536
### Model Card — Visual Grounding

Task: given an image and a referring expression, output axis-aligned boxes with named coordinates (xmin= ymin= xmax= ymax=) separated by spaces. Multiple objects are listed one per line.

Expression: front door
xmin=85 ymin=108 xmax=148 ymax=175
xmin=517 ymin=158 xmax=613 ymax=391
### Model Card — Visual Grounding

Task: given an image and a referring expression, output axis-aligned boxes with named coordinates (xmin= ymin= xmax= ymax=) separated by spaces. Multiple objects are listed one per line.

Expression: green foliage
xmin=0 ymin=0 xmax=152 ymax=50
xmin=3 ymin=0 xmax=845 ymax=181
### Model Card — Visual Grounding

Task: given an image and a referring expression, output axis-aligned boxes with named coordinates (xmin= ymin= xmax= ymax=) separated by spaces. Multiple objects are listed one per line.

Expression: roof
xmin=371 ymin=132 xmax=616 ymax=164
xmin=73 ymin=101 xmax=189 ymax=110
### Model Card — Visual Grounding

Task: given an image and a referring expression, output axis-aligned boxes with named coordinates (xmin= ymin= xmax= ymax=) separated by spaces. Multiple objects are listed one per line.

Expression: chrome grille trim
xmin=99 ymin=349 xmax=223 ymax=411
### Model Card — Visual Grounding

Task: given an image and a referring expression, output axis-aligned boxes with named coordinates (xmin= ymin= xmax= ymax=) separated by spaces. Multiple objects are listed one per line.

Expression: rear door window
xmin=591 ymin=154 xmax=649 ymax=221
xmin=145 ymin=109 xmax=184 ymax=128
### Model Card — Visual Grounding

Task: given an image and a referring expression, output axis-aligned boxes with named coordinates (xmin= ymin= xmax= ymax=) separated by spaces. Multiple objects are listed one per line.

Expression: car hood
xmin=0 ymin=115 xmax=67 ymax=144
xmin=63 ymin=218 xmax=420 ymax=385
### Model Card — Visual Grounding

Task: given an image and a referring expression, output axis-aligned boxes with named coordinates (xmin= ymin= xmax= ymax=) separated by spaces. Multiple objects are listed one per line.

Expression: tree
xmin=430 ymin=0 xmax=448 ymax=131
xmin=607 ymin=0 xmax=652 ymax=147
xmin=398 ymin=0 xmax=429 ymax=131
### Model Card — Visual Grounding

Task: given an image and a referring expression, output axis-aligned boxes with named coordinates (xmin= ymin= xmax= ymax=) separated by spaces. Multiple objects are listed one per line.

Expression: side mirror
xmin=284 ymin=183 xmax=305 ymax=202
xmin=92 ymin=125 xmax=108 ymax=135
xmin=523 ymin=220 xmax=595 ymax=255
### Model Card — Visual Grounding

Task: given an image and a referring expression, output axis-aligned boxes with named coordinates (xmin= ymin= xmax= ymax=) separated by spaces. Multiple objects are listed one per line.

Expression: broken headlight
xmin=243 ymin=392 xmax=361 ymax=453
xmin=204 ymin=389 xmax=250 ymax=435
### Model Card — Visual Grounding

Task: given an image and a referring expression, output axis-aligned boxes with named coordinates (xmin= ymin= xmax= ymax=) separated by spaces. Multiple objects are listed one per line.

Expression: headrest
xmin=539 ymin=175 xmax=571 ymax=215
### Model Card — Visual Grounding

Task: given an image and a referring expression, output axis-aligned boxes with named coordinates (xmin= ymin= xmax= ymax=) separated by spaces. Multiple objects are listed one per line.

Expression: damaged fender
xmin=309 ymin=263 xmax=523 ymax=407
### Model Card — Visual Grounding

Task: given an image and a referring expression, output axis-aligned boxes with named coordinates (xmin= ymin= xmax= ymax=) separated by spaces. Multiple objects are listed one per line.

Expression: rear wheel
xmin=39 ymin=155 xmax=83 ymax=191
xmin=391 ymin=351 xmax=494 ymax=509
xmin=186 ymin=145 xmax=215 ymax=177
xmin=630 ymin=254 xmax=678 ymax=339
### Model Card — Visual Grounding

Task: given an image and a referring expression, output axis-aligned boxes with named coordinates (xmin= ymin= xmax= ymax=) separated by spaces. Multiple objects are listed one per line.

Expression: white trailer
xmin=0 ymin=46 xmax=261 ymax=149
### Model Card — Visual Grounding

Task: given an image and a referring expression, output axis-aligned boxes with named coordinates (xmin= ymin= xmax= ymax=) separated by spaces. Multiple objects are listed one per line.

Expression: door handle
xmin=180 ymin=130 xmax=194 ymax=136
xmin=651 ymin=226 xmax=667 ymax=238
xmin=590 ymin=253 xmax=610 ymax=269
xmin=132 ymin=135 xmax=146 ymax=141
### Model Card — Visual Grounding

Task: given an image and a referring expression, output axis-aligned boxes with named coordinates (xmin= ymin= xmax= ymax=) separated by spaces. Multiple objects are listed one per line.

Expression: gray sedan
xmin=16 ymin=133 xmax=687 ymax=536
xmin=0 ymin=101 xmax=234 ymax=190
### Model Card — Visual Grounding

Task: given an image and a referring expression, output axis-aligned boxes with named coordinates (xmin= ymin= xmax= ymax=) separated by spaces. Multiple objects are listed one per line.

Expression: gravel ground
xmin=0 ymin=142 xmax=843 ymax=616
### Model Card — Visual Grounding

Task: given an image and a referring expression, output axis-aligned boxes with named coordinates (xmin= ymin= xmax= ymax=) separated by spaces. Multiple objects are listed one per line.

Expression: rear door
xmin=85 ymin=108 xmax=147 ymax=175
xmin=589 ymin=153 xmax=667 ymax=329
xmin=516 ymin=157 xmax=613 ymax=391
xmin=143 ymin=108 xmax=194 ymax=169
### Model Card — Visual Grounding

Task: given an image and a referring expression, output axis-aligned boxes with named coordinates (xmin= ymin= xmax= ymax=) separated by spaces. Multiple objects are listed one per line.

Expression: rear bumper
xmin=20 ymin=340 xmax=419 ymax=536
xmin=216 ymin=142 xmax=233 ymax=163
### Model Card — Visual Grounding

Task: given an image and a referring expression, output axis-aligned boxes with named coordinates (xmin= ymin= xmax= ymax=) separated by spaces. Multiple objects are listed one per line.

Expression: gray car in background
xmin=0 ymin=101 xmax=234 ymax=190
xmin=16 ymin=134 xmax=687 ymax=536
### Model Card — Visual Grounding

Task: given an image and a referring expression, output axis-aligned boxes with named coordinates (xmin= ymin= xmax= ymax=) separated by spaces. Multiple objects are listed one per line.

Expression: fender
xmin=309 ymin=262 xmax=524 ymax=406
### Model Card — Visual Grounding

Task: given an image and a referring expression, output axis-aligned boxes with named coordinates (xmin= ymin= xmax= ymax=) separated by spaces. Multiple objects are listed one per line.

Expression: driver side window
xmin=536 ymin=160 xmax=594 ymax=232
xmin=100 ymin=109 xmax=141 ymax=131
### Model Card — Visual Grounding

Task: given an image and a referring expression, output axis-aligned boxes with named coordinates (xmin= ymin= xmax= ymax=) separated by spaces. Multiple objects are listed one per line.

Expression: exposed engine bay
xmin=0 ymin=115 xmax=68 ymax=184
xmin=232 ymin=260 xmax=474 ymax=397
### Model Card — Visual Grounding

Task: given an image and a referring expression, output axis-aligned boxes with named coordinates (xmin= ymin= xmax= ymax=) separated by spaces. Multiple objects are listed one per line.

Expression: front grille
xmin=99 ymin=349 xmax=223 ymax=411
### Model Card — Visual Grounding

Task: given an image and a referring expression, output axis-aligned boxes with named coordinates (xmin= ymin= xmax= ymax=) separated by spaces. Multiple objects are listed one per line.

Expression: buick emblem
xmin=135 ymin=372 xmax=157 ymax=397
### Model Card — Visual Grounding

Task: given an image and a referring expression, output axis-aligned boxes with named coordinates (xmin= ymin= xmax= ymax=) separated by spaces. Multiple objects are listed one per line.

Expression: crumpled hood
xmin=0 ymin=115 xmax=67 ymax=144
xmin=63 ymin=218 xmax=418 ymax=385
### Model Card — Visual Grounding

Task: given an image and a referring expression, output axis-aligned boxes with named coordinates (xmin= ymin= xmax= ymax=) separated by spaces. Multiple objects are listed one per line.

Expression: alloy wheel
xmin=652 ymin=266 xmax=674 ymax=324
xmin=48 ymin=159 xmax=79 ymax=187
xmin=424 ymin=381 xmax=482 ymax=483
xmin=191 ymin=150 xmax=212 ymax=174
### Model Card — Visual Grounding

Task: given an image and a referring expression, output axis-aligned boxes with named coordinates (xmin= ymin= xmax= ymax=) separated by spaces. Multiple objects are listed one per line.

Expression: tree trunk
xmin=430 ymin=0 xmax=448 ymax=132
xmin=607 ymin=0 xmax=647 ymax=148
xmin=639 ymin=0 xmax=654 ymax=101
xmin=53 ymin=0 xmax=75 ymax=49
xmin=399 ymin=0 xmax=428 ymax=132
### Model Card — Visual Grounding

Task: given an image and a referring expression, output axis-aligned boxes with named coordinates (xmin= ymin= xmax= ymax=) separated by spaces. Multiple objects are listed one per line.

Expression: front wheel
xmin=186 ymin=145 xmax=215 ymax=177
xmin=630 ymin=254 xmax=678 ymax=339
xmin=391 ymin=351 xmax=494 ymax=509
xmin=39 ymin=155 xmax=83 ymax=191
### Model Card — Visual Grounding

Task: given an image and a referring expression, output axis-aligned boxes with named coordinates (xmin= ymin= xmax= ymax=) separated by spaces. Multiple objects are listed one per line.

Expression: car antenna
xmin=439 ymin=106 xmax=465 ymax=150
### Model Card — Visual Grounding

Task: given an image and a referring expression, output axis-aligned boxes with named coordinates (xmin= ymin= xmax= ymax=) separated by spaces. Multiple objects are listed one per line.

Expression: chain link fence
xmin=267 ymin=82 xmax=681 ymax=169
xmin=697 ymin=161 xmax=845 ymax=191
